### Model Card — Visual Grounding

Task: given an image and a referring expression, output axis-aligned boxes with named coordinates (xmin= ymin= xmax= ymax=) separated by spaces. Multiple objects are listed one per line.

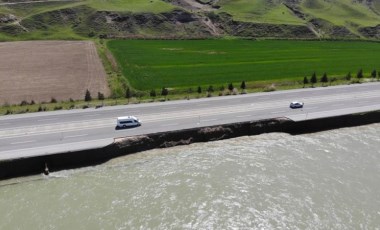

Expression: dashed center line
xmin=83 ymin=114 xmax=100 ymax=117
xmin=64 ymin=134 xmax=88 ymax=139
xmin=11 ymin=140 xmax=36 ymax=145
xmin=37 ymin=118 xmax=58 ymax=122
xmin=161 ymin=123 xmax=179 ymax=127
xmin=271 ymin=111 xmax=286 ymax=114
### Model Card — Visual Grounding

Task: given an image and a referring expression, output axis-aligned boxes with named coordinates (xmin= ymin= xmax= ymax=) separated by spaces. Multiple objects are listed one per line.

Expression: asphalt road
xmin=2 ymin=82 xmax=380 ymax=160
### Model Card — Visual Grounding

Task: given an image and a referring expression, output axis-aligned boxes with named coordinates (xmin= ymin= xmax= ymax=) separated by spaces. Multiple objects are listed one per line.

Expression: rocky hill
xmin=0 ymin=0 xmax=380 ymax=40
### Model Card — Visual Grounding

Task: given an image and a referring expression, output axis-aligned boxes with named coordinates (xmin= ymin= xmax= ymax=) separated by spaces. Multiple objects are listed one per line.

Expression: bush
xmin=85 ymin=89 xmax=92 ymax=102
xmin=264 ymin=84 xmax=276 ymax=92
xmin=20 ymin=100 xmax=29 ymax=106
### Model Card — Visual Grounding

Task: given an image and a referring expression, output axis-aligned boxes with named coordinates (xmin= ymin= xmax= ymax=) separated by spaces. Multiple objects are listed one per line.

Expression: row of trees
xmin=84 ymin=90 xmax=105 ymax=102
xmin=85 ymin=68 xmax=378 ymax=103
xmin=303 ymin=69 xmax=378 ymax=87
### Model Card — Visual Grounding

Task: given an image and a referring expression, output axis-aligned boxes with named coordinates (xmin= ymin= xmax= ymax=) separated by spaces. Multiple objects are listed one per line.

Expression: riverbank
xmin=1 ymin=110 xmax=380 ymax=180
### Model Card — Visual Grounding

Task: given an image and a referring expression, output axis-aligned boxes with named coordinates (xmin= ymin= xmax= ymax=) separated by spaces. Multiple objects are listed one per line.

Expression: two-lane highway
xmin=2 ymin=82 xmax=380 ymax=160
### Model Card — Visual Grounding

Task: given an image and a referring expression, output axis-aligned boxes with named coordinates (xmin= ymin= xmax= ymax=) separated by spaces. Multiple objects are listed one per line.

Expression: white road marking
xmin=161 ymin=123 xmax=179 ymax=127
xmin=64 ymin=134 xmax=88 ymax=139
xmin=236 ymin=115 xmax=251 ymax=118
xmin=83 ymin=114 xmax=100 ymax=117
xmin=202 ymin=118 xmax=218 ymax=122
xmin=271 ymin=111 xmax=286 ymax=114
xmin=37 ymin=118 xmax=58 ymax=122
xmin=11 ymin=140 xmax=36 ymax=145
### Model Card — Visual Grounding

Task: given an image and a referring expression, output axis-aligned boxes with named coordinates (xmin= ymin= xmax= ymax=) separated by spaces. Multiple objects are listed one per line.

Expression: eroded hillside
xmin=0 ymin=0 xmax=380 ymax=40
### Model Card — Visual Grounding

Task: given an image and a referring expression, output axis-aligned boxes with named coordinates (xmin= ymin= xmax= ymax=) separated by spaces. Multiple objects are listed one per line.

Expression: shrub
xmin=20 ymin=100 xmax=29 ymax=106
xmin=264 ymin=84 xmax=276 ymax=92
xmin=85 ymin=89 xmax=92 ymax=102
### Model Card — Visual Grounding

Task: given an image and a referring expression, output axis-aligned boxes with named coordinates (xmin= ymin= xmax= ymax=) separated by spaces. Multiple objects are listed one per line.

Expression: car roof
xmin=117 ymin=116 xmax=137 ymax=120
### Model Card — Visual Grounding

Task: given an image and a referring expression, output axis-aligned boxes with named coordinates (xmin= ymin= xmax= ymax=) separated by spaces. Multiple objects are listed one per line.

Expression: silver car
xmin=290 ymin=101 xmax=304 ymax=109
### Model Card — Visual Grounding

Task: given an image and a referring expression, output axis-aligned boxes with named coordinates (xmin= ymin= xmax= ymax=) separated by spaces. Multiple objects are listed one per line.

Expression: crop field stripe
xmin=148 ymin=58 xmax=322 ymax=68
xmin=107 ymin=40 xmax=380 ymax=90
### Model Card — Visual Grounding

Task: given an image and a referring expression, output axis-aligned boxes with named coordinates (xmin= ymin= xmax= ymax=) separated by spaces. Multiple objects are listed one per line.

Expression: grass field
xmin=85 ymin=0 xmax=174 ymax=13
xmin=217 ymin=0 xmax=304 ymax=25
xmin=301 ymin=0 xmax=380 ymax=27
xmin=107 ymin=39 xmax=380 ymax=91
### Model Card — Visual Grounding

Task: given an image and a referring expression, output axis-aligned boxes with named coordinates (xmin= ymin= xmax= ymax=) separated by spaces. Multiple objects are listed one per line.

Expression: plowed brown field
xmin=0 ymin=41 xmax=110 ymax=105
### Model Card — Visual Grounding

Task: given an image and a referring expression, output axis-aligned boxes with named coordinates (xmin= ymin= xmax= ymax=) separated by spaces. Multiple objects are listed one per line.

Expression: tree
xmin=150 ymin=89 xmax=156 ymax=99
xmin=187 ymin=88 xmax=193 ymax=99
xmin=228 ymin=83 xmax=234 ymax=92
xmin=85 ymin=89 xmax=92 ymax=102
xmin=303 ymin=76 xmax=309 ymax=88
xmin=310 ymin=72 xmax=317 ymax=87
xmin=207 ymin=85 xmax=214 ymax=92
xmin=197 ymin=86 xmax=202 ymax=94
xmin=357 ymin=68 xmax=363 ymax=80
xmin=329 ymin=77 xmax=337 ymax=86
xmin=346 ymin=72 xmax=352 ymax=81
xmin=321 ymin=72 xmax=328 ymax=86
xmin=51 ymin=97 xmax=57 ymax=103
xmin=371 ymin=69 xmax=377 ymax=80
xmin=240 ymin=81 xmax=246 ymax=90
xmin=97 ymin=92 xmax=104 ymax=101
xmin=125 ymin=87 xmax=131 ymax=103
xmin=161 ymin=87 xmax=168 ymax=99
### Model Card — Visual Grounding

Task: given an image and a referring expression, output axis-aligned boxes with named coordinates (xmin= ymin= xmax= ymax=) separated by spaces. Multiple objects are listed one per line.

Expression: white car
xmin=290 ymin=101 xmax=304 ymax=109
xmin=116 ymin=116 xmax=141 ymax=128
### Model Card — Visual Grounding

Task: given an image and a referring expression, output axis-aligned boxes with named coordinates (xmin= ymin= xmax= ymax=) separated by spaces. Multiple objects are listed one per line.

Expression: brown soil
xmin=0 ymin=40 xmax=110 ymax=105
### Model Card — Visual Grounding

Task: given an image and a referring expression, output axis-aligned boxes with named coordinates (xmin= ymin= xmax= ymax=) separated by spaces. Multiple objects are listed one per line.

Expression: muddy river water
xmin=1 ymin=124 xmax=379 ymax=229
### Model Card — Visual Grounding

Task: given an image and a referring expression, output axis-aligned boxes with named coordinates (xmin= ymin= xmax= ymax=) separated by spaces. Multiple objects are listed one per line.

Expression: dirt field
xmin=0 ymin=40 xmax=110 ymax=105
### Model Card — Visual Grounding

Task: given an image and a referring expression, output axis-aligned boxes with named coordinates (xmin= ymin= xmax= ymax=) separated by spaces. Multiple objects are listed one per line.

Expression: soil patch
xmin=0 ymin=40 xmax=109 ymax=105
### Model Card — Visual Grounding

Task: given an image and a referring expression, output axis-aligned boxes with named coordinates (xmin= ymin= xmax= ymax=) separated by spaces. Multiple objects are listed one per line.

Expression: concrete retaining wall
xmin=1 ymin=110 xmax=380 ymax=180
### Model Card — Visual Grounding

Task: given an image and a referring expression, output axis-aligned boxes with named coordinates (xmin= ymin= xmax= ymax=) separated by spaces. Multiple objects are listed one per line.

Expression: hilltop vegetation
xmin=1 ymin=0 xmax=380 ymax=40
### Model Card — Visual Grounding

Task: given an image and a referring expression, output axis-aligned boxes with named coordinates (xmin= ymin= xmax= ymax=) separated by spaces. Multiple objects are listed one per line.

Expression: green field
xmin=107 ymin=39 xmax=380 ymax=90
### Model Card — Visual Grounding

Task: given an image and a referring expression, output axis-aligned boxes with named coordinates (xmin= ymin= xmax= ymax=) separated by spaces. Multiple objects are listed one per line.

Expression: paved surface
xmin=2 ymin=82 xmax=380 ymax=160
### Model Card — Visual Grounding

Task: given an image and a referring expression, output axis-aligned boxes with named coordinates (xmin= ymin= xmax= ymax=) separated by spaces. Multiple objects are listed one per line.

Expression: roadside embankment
xmin=1 ymin=110 xmax=380 ymax=180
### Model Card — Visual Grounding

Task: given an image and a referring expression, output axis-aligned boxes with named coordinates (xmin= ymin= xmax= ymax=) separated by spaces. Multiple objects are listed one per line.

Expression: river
xmin=1 ymin=124 xmax=380 ymax=229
